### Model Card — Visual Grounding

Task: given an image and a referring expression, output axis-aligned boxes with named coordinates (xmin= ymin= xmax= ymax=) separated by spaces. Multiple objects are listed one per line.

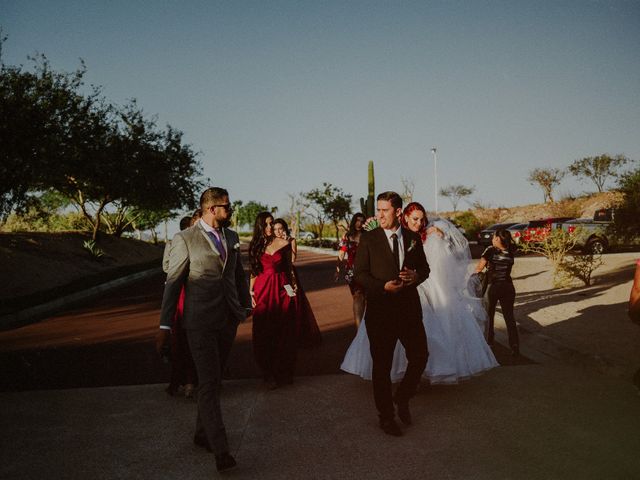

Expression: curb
xmin=0 ymin=267 xmax=163 ymax=332
xmin=296 ymin=245 xmax=339 ymax=257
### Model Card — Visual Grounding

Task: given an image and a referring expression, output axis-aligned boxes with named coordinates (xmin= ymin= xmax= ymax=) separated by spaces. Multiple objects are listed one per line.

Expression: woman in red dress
xmin=336 ymin=213 xmax=366 ymax=326
xmin=273 ymin=218 xmax=321 ymax=348
xmin=249 ymin=212 xmax=299 ymax=388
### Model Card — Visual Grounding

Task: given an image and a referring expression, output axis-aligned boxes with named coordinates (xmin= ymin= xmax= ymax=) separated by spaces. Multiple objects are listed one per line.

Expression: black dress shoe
xmin=379 ymin=418 xmax=403 ymax=437
xmin=393 ymin=396 xmax=412 ymax=426
xmin=193 ymin=434 xmax=212 ymax=452
xmin=215 ymin=452 xmax=237 ymax=472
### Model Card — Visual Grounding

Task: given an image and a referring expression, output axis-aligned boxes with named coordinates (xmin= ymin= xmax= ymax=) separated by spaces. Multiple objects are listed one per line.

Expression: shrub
xmin=548 ymin=199 xmax=582 ymax=219
xmin=83 ymin=239 xmax=105 ymax=260
xmin=454 ymin=211 xmax=482 ymax=240
xmin=298 ymin=238 xmax=338 ymax=249
xmin=519 ymin=227 xmax=581 ymax=287
xmin=557 ymin=253 xmax=603 ymax=286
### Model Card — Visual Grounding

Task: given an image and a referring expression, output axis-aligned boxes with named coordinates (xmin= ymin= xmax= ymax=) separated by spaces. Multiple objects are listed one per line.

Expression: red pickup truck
xmin=521 ymin=217 xmax=574 ymax=243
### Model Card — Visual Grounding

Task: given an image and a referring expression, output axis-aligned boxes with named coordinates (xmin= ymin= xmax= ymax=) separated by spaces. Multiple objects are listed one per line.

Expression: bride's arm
xmin=426 ymin=226 xmax=444 ymax=238
xmin=474 ymin=258 xmax=488 ymax=273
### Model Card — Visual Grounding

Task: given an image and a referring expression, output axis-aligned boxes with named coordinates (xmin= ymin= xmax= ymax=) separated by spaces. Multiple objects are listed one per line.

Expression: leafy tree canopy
xmin=0 ymin=38 xmax=204 ymax=239
xmin=568 ymin=154 xmax=629 ymax=193
xmin=439 ymin=184 xmax=475 ymax=212
xmin=527 ymin=168 xmax=564 ymax=203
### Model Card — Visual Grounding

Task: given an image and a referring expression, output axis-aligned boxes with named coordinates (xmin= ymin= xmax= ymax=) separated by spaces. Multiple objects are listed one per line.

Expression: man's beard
xmin=219 ymin=218 xmax=231 ymax=228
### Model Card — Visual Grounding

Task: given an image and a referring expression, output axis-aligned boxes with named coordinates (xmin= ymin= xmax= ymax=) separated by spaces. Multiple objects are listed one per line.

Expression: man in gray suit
xmin=156 ymin=187 xmax=250 ymax=472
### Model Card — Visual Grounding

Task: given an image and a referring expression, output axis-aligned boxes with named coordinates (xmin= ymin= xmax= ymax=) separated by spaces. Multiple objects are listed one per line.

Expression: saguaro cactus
xmin=359 ymin=161 xmax=375 ymax=217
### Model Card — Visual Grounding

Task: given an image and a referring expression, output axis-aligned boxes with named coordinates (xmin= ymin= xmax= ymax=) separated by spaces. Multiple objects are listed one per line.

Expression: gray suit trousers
xmin=187 ymin=315 xmax=238 ymax=455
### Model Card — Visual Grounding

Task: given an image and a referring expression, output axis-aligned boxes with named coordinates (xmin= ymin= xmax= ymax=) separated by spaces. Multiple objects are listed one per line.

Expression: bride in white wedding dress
xmin=341 ymin=202 xmax=498 ymax=384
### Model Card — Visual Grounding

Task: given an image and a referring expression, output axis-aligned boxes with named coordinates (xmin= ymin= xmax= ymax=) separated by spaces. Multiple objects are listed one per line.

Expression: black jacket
xmin=354 ymin=227 xmax=429 ymax=324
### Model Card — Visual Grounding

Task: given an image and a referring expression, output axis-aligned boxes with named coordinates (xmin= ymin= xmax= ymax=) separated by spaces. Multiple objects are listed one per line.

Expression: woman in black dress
xmin=475 ymin=228 xmax=519 ymax=356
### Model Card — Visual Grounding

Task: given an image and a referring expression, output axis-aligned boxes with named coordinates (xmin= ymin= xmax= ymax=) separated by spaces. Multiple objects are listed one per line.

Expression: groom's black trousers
xmin=366 ymin=307 xmax=428 ymax=420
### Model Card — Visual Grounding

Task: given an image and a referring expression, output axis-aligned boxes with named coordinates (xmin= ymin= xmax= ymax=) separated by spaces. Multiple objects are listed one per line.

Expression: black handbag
xmin=478 ymin=270 xmax=489 ymax=297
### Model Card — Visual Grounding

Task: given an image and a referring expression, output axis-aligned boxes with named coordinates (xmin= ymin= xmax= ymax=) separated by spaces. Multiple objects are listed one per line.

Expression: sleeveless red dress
xmin=252 ymin=244 xmax=298 ymax=384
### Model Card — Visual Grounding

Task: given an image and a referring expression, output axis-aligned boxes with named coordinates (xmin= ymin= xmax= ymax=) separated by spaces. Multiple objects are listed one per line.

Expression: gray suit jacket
xmin=159 ymin=222 xmax=250 ymax=330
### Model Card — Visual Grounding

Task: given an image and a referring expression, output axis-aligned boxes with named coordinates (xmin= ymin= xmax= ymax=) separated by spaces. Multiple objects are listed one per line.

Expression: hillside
xmin=440 ymin=191 xmax=624 ymax=226
xmin=0 ymin=232 xmax=164 ymax=314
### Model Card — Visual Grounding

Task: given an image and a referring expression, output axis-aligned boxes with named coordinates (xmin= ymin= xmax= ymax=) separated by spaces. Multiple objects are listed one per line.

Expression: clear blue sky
xmin=2 ymin=0 xmax=639 ymax=225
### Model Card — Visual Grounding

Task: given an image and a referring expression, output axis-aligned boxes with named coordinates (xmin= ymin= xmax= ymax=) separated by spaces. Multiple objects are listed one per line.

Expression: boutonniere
xmin=407 ymin=239 xmax=417 ymax=253
xmin=233 ymin=243 xmax=241 ymax=251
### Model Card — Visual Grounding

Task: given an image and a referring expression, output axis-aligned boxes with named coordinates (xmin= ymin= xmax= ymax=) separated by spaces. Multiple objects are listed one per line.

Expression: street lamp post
xmin=431 ymin=147 xmax=438 ymax=214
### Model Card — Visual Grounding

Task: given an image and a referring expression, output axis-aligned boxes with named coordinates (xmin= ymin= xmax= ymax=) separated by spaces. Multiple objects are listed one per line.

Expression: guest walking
xmin=249 ymin=212 xmax=298 ymax=388
xmin=475 ymin=228 xmax=519 ymax=356
xmin=273 ymin=218 xmax=321 ymax=348
xmin=336 ymin=213 xmax=366 ymax=326
xmin=163 ymin=214 xmax=199 ymax=398
xmin=157 ymin=187 xmax=250 ymax=473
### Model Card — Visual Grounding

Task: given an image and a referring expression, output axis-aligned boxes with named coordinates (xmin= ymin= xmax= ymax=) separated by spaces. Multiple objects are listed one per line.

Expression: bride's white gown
xmin=340 ymin=220 xmax=498 ymax=384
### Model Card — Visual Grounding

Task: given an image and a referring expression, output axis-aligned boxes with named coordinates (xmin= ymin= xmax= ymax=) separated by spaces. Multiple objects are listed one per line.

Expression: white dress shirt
xmin=383 ymin=226 xmax=404 ymax=268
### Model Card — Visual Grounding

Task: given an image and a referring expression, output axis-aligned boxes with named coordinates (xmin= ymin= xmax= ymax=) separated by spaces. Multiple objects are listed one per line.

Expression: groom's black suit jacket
xmin=354 ymin=227 xmax=429 ymax=325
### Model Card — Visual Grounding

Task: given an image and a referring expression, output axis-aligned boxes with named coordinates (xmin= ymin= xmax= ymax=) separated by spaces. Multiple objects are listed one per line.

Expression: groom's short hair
xmin=377 ymin=191 xmax=402 ymax=210
xmin=200 ymin=187 xmax=229 ymax=209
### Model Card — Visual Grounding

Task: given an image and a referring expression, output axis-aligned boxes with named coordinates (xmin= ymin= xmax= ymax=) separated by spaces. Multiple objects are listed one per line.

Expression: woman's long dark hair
xmin=347 ymin=213 xmax=365 ymax=239
xmin=494 ymin=228 xmax=515 ymax=254
xmin=249 ymin=212 xmax=274 ymax=276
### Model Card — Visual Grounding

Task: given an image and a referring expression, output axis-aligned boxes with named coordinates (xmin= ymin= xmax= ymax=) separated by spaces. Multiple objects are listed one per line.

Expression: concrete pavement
xmin=3 ymin=249 xmax=640 ymax=478
xmin=2 ymin=358 xmax=640 ymax=480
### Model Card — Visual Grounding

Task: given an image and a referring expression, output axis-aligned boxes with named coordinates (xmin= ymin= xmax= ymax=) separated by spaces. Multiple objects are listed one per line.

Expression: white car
xmin=297 ymin=231 xmax=317 ymax=240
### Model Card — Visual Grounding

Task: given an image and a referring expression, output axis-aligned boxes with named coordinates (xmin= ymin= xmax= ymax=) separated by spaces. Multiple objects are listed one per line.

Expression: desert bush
xmin=0 ymin=209 xmax=91 ymax=232
xmin=519 ymin=227 xmax=581 ymax=287
xmin=557 ymin=253 xmax=603 ymax=286
xmin=548 ymin=199 xmax=582 ymax=219
xmin=454 ymin=211 xmax=482 ymax=240
xmin=297 ymin=238 xmax=338 ymax=250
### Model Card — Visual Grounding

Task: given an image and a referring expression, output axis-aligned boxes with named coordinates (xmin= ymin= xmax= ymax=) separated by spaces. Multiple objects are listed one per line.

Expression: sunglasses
xmin=212 ymin=204 xmax=233 ymax=212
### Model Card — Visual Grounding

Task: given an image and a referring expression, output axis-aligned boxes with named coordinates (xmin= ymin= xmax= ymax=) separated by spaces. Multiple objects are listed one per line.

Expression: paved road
xmin=0 ymin=249 xmax=526 ymax=391
xmin=2 ymin=250 xmax=640 ymax=479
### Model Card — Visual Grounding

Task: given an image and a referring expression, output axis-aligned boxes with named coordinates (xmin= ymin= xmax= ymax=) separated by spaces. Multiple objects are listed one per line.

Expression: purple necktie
xmin=208 ymin=229 xmax=226 ymax=262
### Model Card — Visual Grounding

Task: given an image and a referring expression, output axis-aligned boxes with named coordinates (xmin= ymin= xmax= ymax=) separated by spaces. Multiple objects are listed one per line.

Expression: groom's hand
xmin=384 ymin=279 xmax=404 ymax=294
xmin=399 ymin=267 xmax=418 ymax=286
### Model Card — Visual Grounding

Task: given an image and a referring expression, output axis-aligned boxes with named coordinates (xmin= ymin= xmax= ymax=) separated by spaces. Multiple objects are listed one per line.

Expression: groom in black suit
xmin=354 ymin=191 xmax=430 ymax=436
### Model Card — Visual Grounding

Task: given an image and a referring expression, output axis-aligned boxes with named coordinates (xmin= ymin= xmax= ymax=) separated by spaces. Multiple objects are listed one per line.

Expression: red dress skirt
xmin=252 ymin=244 xmax=298 ymax=384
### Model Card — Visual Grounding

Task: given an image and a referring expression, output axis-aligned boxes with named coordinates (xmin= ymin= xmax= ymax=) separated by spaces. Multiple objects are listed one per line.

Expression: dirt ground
xmin=509 ymin=251 xmax=640 ymax=377
xmin=0 ymin=232 xmax=164 ymax=313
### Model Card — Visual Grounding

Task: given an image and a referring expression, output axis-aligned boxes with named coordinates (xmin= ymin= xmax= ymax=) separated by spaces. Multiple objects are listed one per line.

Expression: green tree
xmin=0 ymin=44 xmax=203 ymax=239
xmin=131 ymin=208 xmax=174 ymax=243
xmin=235 ymin=201 xmax=276 ymax=229
xmin=303 ymin=183 xmax=352 ymax=240
xmin=439 ymin=184 xmax=475 ymax=212
xmin=454 ymin=211 xmax=482 ymax=240
xmin=0 ymin=46 xmax=102 ymax=218
xmin=568 ymin=154 xmax=629 ymax=193
xmin=527 ymin=168 xmax=565 ymax=203
xmin=610 ymin=166 xmax=640 ymax=242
